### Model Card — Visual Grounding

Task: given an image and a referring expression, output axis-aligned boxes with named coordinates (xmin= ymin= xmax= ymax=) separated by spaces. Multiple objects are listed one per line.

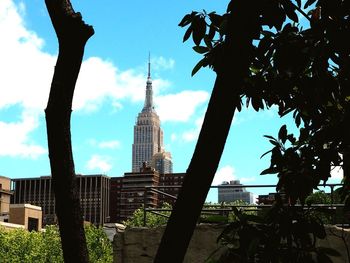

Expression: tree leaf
xmin=208 ymin=13 xmax=222 ymax=28
xmin=192 ymin=16 xmax=206 ymax=45
xmin=191 ymin=58 xmax=206 ymax=76
xmin=251 ymin=97 xmax=261 ymax=111
xmin=193 ymin=46 xmax=209 ymax=54
xmin=183 ymin=26 xmax=192 ymax=42
xmin=304 ymin=0 xmax=317 ymax=9
xmin=260 ymin=167 xmax=279 ymax=175
xmin=269 ymin=139 xmax=279 ymax=146
xmin=260 ymin=149 xmax=273 ymax=159
xmin=278 ymin=125 xmax=287 ymax=144
xmin=263 ymin=135 xmax=276 ymax=140
xmin=282 ymin=0 xmax=299 ymax=23
xmin=204 ymin=35 xmax=213 ymax=49
xmin=178 ymin=14 xmax=191 ymax=27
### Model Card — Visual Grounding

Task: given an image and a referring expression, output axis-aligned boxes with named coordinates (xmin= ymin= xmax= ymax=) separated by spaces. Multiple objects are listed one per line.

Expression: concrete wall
xmin=113 ymin=224 xmax=225 ymax=263
xmin=317 ymin=226 xmax=350 ymax=263
xmin=113 ymin=225 xmax=350 ymax=263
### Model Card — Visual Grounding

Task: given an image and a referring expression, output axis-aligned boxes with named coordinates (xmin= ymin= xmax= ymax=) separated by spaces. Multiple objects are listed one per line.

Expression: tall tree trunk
xmin=44 ymin=1 xmax=94 ymax=262
xmin=154 ymin=1 xmax=259 ymax=262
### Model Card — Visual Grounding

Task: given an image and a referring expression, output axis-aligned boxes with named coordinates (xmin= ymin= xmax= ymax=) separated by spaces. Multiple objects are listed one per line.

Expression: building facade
xmin=0 ymin=176 xmax=13 ymax=222
xmin=132 ymin=58 xmax=172 ymax=173
xmin=218 ymin=180 xmax=255 ymax=204
xmin=119 ymin=164 xmax=160 ymax=220
xmin=151 ymin=152 xmax=173 ymax=174
xmin=158 ymin=173 xmax=185 ymax=206
xmin=109 ymin=170 xmax=185 ymax=222
xmin=11 ymin=174 xmax=110 ymax=226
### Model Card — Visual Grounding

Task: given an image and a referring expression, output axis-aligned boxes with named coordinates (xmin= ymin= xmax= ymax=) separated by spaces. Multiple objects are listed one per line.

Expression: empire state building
xmin=132 ymin=58 xmax=173 ymax=173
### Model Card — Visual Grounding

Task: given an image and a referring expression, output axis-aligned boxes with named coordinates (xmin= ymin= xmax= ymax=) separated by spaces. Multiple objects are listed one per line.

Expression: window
xmin=28 ymin=217 xmax=39 ymax=232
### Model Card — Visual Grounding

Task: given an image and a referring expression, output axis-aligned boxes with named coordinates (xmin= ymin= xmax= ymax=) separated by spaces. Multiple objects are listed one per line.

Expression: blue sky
xmin=0 ymin=0 xmax=342 ymax=202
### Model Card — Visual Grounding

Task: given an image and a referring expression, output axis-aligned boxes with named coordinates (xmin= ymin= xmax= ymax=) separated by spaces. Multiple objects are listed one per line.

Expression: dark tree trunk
xmin=154 ymin=1 xmax=259 ymax=262
xmin=44 ymin=1 xmax=94 ymax=262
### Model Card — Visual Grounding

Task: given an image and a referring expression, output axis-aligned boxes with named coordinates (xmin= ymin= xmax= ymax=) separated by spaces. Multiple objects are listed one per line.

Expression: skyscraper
xmin=132 ymin=56 xmax=173 ymax=173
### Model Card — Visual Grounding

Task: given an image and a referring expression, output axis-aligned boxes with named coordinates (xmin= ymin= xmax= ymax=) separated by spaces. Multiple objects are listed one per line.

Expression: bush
xmin=200 ymin=200 xmax=257 ymax=224
xmin=124 ymin=203 xmax=172 ymax=228
xmin=0 ymin=224 xmax=112 ymax=262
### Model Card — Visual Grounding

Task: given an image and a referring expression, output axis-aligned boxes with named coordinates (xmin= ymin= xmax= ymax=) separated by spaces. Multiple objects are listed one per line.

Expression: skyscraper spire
xmin=143 ymin=53 xmax=154 ymax=112
xmin=148 ymin=52 xmax=151 ymax=78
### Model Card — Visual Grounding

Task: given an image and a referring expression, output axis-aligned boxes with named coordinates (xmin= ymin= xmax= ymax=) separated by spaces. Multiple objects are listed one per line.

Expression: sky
xmin=0 ymin=0 xmax=342 ymax=202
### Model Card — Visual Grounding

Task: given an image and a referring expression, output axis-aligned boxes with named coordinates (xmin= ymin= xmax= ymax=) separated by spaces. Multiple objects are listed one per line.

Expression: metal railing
xmin=142 ymin=183 xmax=345 ymax=226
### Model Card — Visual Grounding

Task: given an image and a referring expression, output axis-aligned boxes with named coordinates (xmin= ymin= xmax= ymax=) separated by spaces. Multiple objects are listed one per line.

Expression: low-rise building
xmin=9 ymin=204 xmax=42 ymax=231
xmin=218 ymin=180 xmax=255 ymax=204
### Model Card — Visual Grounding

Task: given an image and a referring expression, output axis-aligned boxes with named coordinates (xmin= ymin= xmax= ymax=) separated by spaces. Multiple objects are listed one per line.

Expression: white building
xmin=218 ymin=180 xmax=255 ymax=204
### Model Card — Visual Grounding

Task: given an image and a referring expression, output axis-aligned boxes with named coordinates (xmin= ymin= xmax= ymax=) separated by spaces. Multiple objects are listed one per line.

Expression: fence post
xmin=143 ymin=187 xmax=147 ymax=226
xmin=330 ymin=185 xmax=335 ymax=224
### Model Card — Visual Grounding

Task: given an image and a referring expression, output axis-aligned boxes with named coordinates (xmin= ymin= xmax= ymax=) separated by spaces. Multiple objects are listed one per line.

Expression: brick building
xmin=11 ymin=174 xmax=110 ymax=226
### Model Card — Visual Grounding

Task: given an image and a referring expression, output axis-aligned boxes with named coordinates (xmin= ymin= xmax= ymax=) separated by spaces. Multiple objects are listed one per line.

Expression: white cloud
xmin=87 ymin=139 xmax=121 ymax=149
xmin=212 ymin=165 xmax=237 ymax=186
xmin=98 ymin=140 xmax=121 ymax=149
xmin=0 ymin=1 xmax=174 ymax=116
xmin=0 ymin=112 xmax=46 ymax=158
xmin=73 ymin=57 xmax=174 ymax=113
xmin=330 ymin=166 xmax=343 ymax=181
xmin=181 ymin=117 xmax=204 ymax=142
xmin=151 ymin=56 xmax=175 ymax=71
xmin=0 ymin=0 xmax=55 ymax=111
xmin=155 ymin=91 xmax=209 ymax=122
xmin=170 ymin=133 xmax=177 ymax=141
xmin=86 ymin=155 xmax=112 ymax=172
xmin=0 ymin=1 xmax=208 ymax=158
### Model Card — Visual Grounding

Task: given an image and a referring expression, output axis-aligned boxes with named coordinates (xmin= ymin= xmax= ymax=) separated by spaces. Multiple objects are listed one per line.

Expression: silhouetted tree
xmin=45 ymin=0 xmax=94 ymax=262
xmin=155 ymin=0 xmax=350 ymax=262
xmin=154 ymin=1 xmax=261 ymax=262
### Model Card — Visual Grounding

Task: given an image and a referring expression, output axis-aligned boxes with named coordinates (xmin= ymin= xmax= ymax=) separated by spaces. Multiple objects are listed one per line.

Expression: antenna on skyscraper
xmin=148 ymin=52 xmax=151 ymax=78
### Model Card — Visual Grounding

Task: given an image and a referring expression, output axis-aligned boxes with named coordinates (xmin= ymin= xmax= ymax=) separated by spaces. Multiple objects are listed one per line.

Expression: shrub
xmin=0 ymin=224 xmax=112 ymax=262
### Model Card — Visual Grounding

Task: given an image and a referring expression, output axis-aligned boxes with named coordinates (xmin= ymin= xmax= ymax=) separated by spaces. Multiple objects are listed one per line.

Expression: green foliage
xmin=306 ymin=191 xmax=332 ymax=206
xmin=125 ymin=201 xmax=256 ymax=227
xmin=124 ymin=203 xmax=172 ymax=228
xmin=201 ymin=200 xmax=257 ymax=224
xmin=85 ymin=225 xmax=113 ymax=263
xmin=208 ymin=201 xmax=340 ymax=263
xmin=0 ymin=227 xmax=49 ymax=263
xmin=0 ymin=225 xmax=112 ymax=263
xmin=305 ymin=190 xmax=338 ymax=225
xmin=181 ymin=1 xmax=349 ymax=261
xmin=180 ymin=0 xmax=349 ymax=207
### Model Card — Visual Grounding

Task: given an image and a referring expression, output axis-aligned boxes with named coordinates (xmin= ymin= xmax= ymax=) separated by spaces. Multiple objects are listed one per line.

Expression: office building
xmin=109 ymin=176 xmax=123 ymax=223
xmin=118 ymin=163 xmax=160 ymax=220
xmin=158 ymin=173 xmax=185 ymax=206
xmin=218 ymin=180 xmax=255 ymax=204
xmin=132 ymin=57 xmax=173 ymax=173
xmin=11 ymin=174 xmax=110 ymax=226
xmin=109 ymin=170 xmax=186 ymax=222
xmin=151 ymin=152 xmax=173 ymax=174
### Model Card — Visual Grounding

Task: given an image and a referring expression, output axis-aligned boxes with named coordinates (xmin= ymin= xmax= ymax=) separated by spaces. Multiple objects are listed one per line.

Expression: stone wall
xmin=317 ymin=226 xmax=350 ymax=263
xmin=113 ymin=224 xmax=225 ymax=263
xmin=113 ymin=224 xmax=350 ymax=263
